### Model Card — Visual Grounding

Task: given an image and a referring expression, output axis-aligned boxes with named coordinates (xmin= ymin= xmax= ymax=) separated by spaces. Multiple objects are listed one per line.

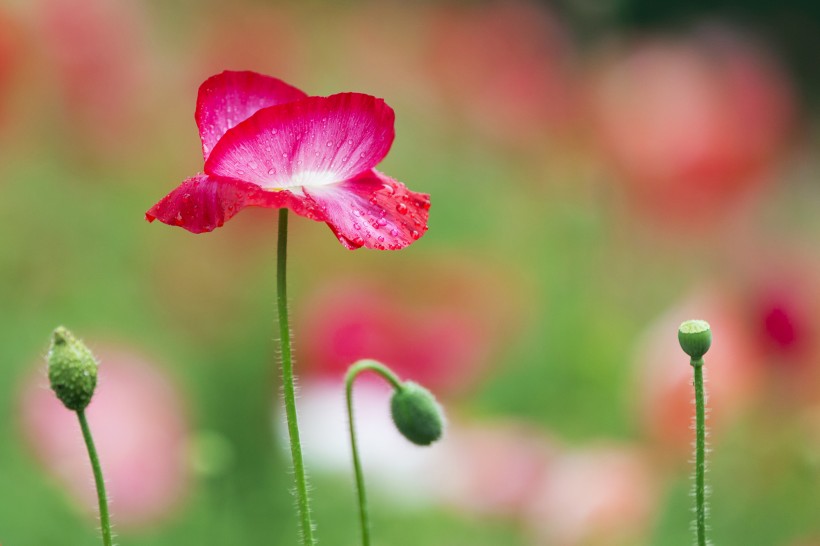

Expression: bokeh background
xmin=2 ymin=0 xmax=820 ymax=544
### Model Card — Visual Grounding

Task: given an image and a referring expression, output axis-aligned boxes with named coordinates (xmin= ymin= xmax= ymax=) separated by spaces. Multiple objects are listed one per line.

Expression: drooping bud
xmin=47 ymin=326 xmax=98 ymax=411
xmin=390 ymin=381 xmax=445 ymax=446
xmin=678 ymin=319 xmax=712 ymax=361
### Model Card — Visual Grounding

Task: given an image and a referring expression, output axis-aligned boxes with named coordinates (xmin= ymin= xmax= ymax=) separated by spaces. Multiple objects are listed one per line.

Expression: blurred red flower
xmin=36 ymin=0 xmax=149 ymax=147
xmin=296 ymin=280 xmax=492 ymax=396
xmin=147 ymin=71 xmax=430 ymax=250
xmin=0 ymin=8 xmax=22 ymax=129
xmin=589 ymin=28 xmax=795 ymax=225
xmin=20 ymin=345 xmax=190 ymax=528
xmin=425 ymin=0 xmax=577 ymax=146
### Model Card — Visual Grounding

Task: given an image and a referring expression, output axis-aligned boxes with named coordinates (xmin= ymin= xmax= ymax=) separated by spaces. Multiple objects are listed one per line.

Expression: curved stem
xmin=277 ymin=208 xmax=316 ymax=546
xmin=345 ymin=360 xmax=404 ymax=546
xmin=77 ymin=410 xmax=113 ymax=546
xmin=692 ymin=358 xmax=707 ymax=546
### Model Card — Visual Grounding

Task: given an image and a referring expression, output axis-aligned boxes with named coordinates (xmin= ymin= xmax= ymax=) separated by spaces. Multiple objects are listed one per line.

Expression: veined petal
xmin=204 ymin=93 xmax=395 ymax=190
xmin=196 ymin=71 xmax=307 ymax=160
xmin=145 ymin=174 xmax=312 ymax=234
xmin=302 ymin=170 xmax=430 ymax=250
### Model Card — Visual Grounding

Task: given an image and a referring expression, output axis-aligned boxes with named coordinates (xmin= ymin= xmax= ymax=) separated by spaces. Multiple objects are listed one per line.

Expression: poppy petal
xmin=302 ymin=170 xmax=430 ymax=250
xmin=145 ymin=174 xmax=311 ymax=234
xmin=204 ymin=93 xmax=395 ymax=191
xmin=196 ymin=70 xmax=307 ymax=160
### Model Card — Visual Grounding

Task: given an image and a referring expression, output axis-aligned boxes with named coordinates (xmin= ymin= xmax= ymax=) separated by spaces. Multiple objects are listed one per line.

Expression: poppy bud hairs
xmin=48 ymin=326 xmax=98 ymax=412
xmin=345 ymin=360 xmax=445 ymax=546
xmin=145 ymin=70 xmax=430 ymax=250
xmin=46 ymin=327 xmax=113 ymax=546
xmin=678 ymin=319 xmax=712 ymax=546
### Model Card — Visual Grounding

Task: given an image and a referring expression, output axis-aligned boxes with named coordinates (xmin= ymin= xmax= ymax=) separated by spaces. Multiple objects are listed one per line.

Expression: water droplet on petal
xmin=377 ymin=218 xmax=387 ymax=227
xmin=359 ymin=152 xmax=366 ymax=158
xmin=390 ymin=228 xmax=398 ymax=237
xmin=272 ymin=129 xmax=278 ymax=135
xmin=326 ymin=141 xmax=333 ymax=147
xmin=354 ymin=223 xmax=361 ymax=230
xmin=396 ymin=203 xmax=408 ymax=214
xmin=347 ymin=139 xmax=353 ymax=145
xmin=378 ymin=236 xmax=385 ymax=242
xmin=411 ymin=230 xmax=420 ymax=240
xmin=268 ymin=168 xmax=276 ymax=175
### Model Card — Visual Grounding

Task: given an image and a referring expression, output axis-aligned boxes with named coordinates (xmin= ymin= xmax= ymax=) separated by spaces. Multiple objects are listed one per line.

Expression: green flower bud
xmin=678 ymin=319 xmax=712 ymax=361
xmin=48 ymin=326 xmax=99 ymax=411
xmin=390 ymin=382 xmax=445 ymax=446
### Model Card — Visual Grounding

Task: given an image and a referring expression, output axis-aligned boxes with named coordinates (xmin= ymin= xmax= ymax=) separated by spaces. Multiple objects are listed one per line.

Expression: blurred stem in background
xmin=345 ymin=359 xmax=445 ymax=546
xmin=678 ymin=320 xmax=713 ymax=546
xmin=276 ymin=208 xmax=317 ymax=546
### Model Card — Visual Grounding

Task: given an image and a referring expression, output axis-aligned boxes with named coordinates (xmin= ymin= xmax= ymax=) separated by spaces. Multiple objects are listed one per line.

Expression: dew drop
xmin=326 ymin=141 xmax=333 ymax=147
xmin=354 ymin=223 xmax=361 ymax=230
xmin=390 ymin=228 xmax=398 ymax=236
xmin=272 ymin=129 xmax=278 ymax=135
xmin=347 ymin=139 xmax=353 ymax=145
xmin=396 ymin=203 xmax=408 ymax=214
xmin=377 ymin=218 xmax=387 ymax=227
xmin=411 ymin=230 xmax=420 ymax=240
xmin=359 ymin=152 xmax=366 ymax=158
xmin=237 ymin=169 xmax=245 ymax=175
xmin=378 ymin=236 xmax=385 ymax=242
xmin=268 ymin=168 xmax=276 ymax=175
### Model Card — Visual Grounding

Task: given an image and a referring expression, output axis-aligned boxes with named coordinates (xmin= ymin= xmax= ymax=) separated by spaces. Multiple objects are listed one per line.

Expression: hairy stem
xmin=345 ymin=360 xmax=404 ymax=546
xmin=692 ymin=358 xmax=707 ymax=546
xmin=77 ymin=410 xmax=113 ymax=546
xmin=277 ymin=208 xmax=316 ymax=545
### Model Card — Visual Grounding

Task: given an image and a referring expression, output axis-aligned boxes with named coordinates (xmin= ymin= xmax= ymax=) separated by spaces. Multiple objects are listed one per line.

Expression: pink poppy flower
xmin=146 ymin=70 xmax=430 ymax=250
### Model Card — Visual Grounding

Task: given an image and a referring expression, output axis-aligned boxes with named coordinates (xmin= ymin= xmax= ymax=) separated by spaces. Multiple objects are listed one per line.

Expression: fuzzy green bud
xmin=48 ymin=326 xmax=99 ymax=411
xmin=678 ymin=319 xmax=712 ymax=361
xmin=390 ymin=382 xmax=445 ymax=446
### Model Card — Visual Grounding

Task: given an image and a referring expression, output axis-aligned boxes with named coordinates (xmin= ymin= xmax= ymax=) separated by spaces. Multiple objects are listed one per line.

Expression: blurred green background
xmin=2 ymin=0 xmax=820 ymax=545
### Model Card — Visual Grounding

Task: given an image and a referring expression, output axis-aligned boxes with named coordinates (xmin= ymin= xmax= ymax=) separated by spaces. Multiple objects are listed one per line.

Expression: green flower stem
xmin=277 ymin=208 xmax=316 ymax=546
xmin=345 ymin=360 xmax=404 ymax=546
xmin=77 ymin=410 xmax=113 ymax=546
xmin=692 ymin=357 xmax=707 ymax=546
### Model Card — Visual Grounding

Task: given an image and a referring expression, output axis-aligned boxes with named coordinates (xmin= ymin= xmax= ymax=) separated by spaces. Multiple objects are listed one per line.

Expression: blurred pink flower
xmin=431 ymin=421 xmax=557 ymax=518
xmin=589 ymin=28 xmax=795 ymax=225
xmin=425 ymin=0 xmax=577 ymax=146
xmin=523 ymin=445 xmax=659 ymax=546
xmin=20 ymin=344 xmax=190 ymax=528
xmin=635 ymin=287 xmax=762 ymax=459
